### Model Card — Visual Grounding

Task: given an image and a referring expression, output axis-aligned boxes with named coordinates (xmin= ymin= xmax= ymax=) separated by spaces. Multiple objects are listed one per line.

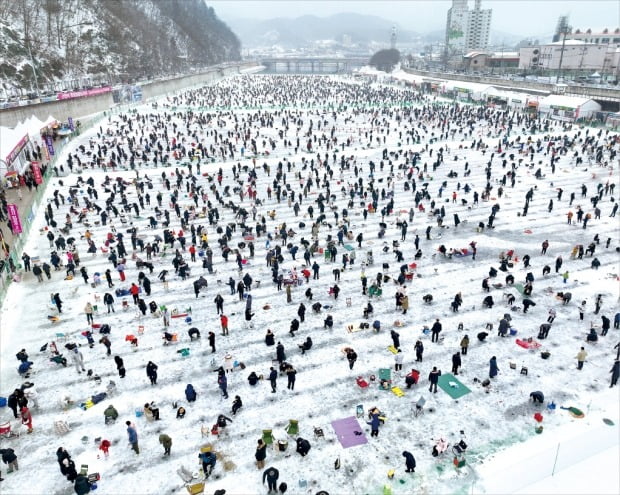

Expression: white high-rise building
xmin=445 ymin=0 xmax=469 ymax=55
xmin=466 ymin=0 xmax=492 ymax=51
xmin=445 ymin=0 xmax=492 ymax=58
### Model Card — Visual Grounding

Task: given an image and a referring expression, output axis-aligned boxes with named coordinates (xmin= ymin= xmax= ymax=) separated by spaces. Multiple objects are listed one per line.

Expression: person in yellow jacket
xmin=576 ymin=347 xmax=588 ymax=370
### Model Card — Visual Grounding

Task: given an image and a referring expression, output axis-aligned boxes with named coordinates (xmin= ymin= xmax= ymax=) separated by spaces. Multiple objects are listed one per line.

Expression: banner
xmin=56 ymin=86 xmax=111 ymax=100
xmin=31 ymin=162 xmax=43 ymax=184
xmin=7 ymin=204 xmax=22 ymax=234
xmin=45 ymin=135 xmax=55 ymax=156
xmin=68 ymin=117 xmax=74 ymax=131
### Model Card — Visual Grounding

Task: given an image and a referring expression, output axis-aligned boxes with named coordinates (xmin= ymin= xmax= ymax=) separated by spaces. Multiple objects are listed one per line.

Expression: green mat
xmin=437 ymin=373 xmax=471 ymax=399
xmin=344 ymin=244 xmax=355 ymax=251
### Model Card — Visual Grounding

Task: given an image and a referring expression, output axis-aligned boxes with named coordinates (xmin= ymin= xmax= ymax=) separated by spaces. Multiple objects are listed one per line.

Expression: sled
xmin=171 ymin=313 xmax=189 ymax=319
xmin=346 ymin=323 xmax=364 ymax=333
xmin=391 ymin=386 xmax=405 ymax=397
xmin=560 ymin=406 xmax=584 ymax=418
xmin=516 ymin=338 xmax=541 ymax=349
xmin=387 ymin=345 xmax=398 ymax=354
xmin=515 ymin=283 xmax=525 ymax=295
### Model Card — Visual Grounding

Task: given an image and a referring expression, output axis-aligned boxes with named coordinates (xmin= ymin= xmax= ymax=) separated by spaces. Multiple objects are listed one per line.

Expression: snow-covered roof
xmin=539 ymin=94 xmax=595 ymax=108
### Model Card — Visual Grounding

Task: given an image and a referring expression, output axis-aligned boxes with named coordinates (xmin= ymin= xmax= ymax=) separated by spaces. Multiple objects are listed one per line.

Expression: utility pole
xmin=556 ymin=24 xmax=571 ymax=83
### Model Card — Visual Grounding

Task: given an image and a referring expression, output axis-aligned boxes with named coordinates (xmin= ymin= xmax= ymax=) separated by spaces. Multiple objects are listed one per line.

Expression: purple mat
xmin=331 ymin=416 xmax=368 ymax=448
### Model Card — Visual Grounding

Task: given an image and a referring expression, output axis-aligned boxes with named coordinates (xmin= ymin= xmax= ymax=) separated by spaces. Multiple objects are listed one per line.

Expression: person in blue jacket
xmin=402 ymin=451 xmax=416 ymax=472
xmin=18 ymin=361 xmax=33 ymax=376
xmin=489 ymin=356 xmax=499 ymax=378
xmin=126 ymin=421 xmax=139 ymax=454
xmin=367 ymin=410 xmax=381 ymax=437
xmin=198 ymin=451 xmax=216 ymax=478
xmin=185 ymin=384 xmax=197 ymax=402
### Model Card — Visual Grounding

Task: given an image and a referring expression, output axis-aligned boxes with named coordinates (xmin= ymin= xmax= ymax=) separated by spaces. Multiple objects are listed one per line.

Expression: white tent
xmin=538 ymin=95 xmax=602 ymax=120
xmin=0 ymin=126 xmax=30 ymax=174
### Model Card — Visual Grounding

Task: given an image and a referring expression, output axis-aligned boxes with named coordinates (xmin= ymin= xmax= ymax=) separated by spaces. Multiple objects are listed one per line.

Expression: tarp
xmin=437 ymin=373 xmax=471 ymax=399
xmin=331 ymin=416 xmax=368 ymax=448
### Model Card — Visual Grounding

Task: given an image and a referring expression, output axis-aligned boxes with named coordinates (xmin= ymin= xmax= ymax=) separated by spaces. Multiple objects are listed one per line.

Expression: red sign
xmin=31 ymin=162 xmax=43 ymax=184
xmin=7 ymin=204 xmax=22 ymax=234
xmin=5 ymin=135 xmax=29 ymax=166
xmin=56 ymin=86 xmax=111 ymax=100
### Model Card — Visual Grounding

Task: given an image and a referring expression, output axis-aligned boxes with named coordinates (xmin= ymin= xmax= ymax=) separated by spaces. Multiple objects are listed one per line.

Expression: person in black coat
xmin=428 ymin=367 xmax=441 ymax=393
xmin=402 ymin=451 xmax=416 ymax=472
xmin=255 ymin=439 xmax=267 ymax=469
xmin=146 ymin=361 xmax=158 ymax=385
xmin=299 ymin=337 xmax=312 ymax=355
xmin=232 ymin=395 xmax=243 ymax=415
xmin=530 ymin=391 xmax=544 ymax=404
xmin=391 ymin=330 xmax=400 ymax=349
xmin=451 ymin=352 xmax=462 ymax=375
xmin=263 ymin=467 xmax=279 ymax=492
xmin=323 ymin=314 xmax=333 ymax=328
xmin=431 ymin=319 xmax=442 ymax=343
xmin=297 ymin=303 xmax=306 ymax=322
xmin=295 ymin=437 xmax=311 ymax=457
xmin=248 ymin=371 xmax=259 ymax=386
xmin=265 ymin=329 xmax=275 ymax=346
xmin=289 ymin=319 xmax=299 ymax=336
xmin=74 ymin=473 xmax=91 ymax=495
xmin=208 ymin=332 xmax=216 ymax=353
xmin=414 ymin=340 xmax=424 ymax=361
xmin=483 ymin=295 xmax=494 ymax=308
xmin=269 ymin=367 xmax=277 ymax=393
xmin=276 ymin=342 xmax=286 ymax=364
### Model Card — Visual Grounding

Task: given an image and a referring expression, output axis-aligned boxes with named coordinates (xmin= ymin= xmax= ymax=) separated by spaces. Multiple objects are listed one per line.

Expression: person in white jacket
xmin=71 ymin=347 xmax=86 ymax=374
xmin=394 ymin=349 xmax=404 ymax=372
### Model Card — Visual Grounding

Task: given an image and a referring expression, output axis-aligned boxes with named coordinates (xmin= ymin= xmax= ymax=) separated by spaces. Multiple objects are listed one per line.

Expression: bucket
xmin=0 ymin=397 xmax=7 ymax=407
xmin=509 ymin=328 xmax=517 ymax=336
xmin=135 ymin=409 xmax=143 ymax=418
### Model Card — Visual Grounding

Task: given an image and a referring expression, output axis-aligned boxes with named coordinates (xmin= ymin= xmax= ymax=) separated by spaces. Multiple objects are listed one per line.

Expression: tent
xmin=538 ymin=95 xmax=602 ymax=121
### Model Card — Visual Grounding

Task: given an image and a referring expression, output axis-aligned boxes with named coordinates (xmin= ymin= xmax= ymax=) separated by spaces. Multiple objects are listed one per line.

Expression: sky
xmin=208 ymin=0 xmax=618 ymax=37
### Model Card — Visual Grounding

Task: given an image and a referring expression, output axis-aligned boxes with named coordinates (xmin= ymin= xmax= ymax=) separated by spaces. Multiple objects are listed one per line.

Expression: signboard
xmin=68 ymin=117 xmax=74 ymax=131
xmin=57 ymin=86 xmax=111 ymax=100
xmin=7 ymin=204 xmax=22 ymax=234
xmin=45 ymin=135 xmax=55 ymax=156
xmin=5 ymin=135 xmax=29 ymax=166
xmin=31 ymin=162 xmax=43 ymax=184
xmin=112 ymin=85 xmax=143 ymax=104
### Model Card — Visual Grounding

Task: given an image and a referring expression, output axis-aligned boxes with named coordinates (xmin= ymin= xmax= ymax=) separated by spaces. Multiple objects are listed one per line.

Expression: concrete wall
xmin=0 ymin=62 xmax=258 ymax=128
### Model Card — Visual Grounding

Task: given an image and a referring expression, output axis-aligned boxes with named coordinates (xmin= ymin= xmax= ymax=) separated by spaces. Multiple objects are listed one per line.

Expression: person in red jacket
xmin=21 ymin=406 xmax=33 ymax=433
xmin=220 ymin=314 xmax=229 ymax=336
xmin=130 ymin=283 xmax=140 ymax=304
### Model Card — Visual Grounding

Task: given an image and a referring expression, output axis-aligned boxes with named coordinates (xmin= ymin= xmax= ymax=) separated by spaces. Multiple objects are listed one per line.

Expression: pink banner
xmin=31 ymin=162 xmax=43 ymax=184
xmin=57 ymin=86 xmax=111 ymax=100
xmin=7 ymin=204 xmax=22 ymax=234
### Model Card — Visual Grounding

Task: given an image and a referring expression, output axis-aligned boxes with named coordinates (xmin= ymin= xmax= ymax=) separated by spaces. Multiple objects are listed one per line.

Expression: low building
xmin=519 ymin=40 xmax=620 ymax=78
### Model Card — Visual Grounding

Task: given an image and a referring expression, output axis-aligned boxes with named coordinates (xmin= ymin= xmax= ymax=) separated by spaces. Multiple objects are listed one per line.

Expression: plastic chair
xmin=413 ymin=396 xmax=426 ymax=417
xmin=285 ymin=419 xmax=299 ymax=436
xmin=262 ymin=429 xmax=274 ymax=445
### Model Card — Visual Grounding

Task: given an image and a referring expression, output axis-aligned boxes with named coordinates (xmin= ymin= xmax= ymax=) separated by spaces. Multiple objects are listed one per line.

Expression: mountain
xmin=227 ymin=12 xmax=419 ymax=48
xmin=0 ymin=0 xmax=240 ymax=93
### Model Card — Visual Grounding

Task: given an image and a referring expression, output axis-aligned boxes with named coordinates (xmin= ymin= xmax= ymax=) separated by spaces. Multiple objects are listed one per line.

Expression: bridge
xmin=260 ymin=57 xmax=369 ymax=74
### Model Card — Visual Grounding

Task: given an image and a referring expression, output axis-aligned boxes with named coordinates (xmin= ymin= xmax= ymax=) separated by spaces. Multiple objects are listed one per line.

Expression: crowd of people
xmin=1 ymin=74 xmax=618 ymax=493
